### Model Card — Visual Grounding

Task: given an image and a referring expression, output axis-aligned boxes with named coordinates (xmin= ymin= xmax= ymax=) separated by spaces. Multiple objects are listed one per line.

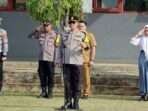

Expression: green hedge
xmin=144 ymin=0 xmax=148 ymax=10
xmin=124 ymin=0 xmax=148 ymax=11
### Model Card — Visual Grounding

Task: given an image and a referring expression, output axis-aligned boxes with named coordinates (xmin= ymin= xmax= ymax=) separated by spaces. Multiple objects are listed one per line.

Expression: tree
xmin=144 ymin=0 xmax=148 ymax=10
xmin=26 ymin=0 xmax=83 ymax=30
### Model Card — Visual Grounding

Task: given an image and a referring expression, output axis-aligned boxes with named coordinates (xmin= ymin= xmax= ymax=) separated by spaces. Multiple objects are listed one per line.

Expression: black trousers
xmin=63 ymin=64 xmax=82 ymax=101
xmin=0 ymin=61 xmax=3 ymax=91
xmin=38 ymin=61 xmax=54 ymax=90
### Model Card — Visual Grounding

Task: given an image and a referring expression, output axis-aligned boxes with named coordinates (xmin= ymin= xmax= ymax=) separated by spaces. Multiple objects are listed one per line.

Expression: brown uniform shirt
xmin=82 ymin=32 xmax=96 ymax=63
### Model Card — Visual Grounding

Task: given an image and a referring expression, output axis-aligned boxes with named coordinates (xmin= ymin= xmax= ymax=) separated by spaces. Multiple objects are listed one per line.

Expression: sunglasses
xmin=69 ymin=21 xmax=76 ymax=24
xmin=43 ymin=24 xmax=50 ymax=27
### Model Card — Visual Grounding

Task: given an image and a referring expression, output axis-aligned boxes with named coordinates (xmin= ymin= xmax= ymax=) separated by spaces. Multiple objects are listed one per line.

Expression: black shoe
xmin=139 ymin=95 xmax=145 ymax=101
xmin=73 ymin=96 xmax=80 ymax=110
xmin=61 ymin=102 xmax=72 ymax=110
xmin=73 ymin=102 xmax=79 ymax=110
xmin=47 ymin=88 xmax=53 ymax=98
xmin=67 ymin=102 xmax=73 ymax=109
xmin=39 ymin=91 xmax=48 ymax=98
xmin=144 ymin=94 xmax=148 ymax=101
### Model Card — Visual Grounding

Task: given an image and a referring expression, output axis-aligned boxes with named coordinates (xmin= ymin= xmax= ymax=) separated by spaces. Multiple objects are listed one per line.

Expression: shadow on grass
xmin=0 ymin=104 xmax=50 ymax=108
xmin=53 ymin=107 xmax=83 ymax=111
xmin=53 ymin=107 xmax=65 ymax=111
xmin=90 ymin=95 xmax=139 ymax=101
xmin=1 ymin=91 xmax=64 ymax=98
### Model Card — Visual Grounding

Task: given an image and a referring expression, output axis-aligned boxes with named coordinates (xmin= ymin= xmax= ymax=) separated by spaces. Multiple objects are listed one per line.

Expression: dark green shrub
xmin=124 ymin=0 xmax=145 ymax=11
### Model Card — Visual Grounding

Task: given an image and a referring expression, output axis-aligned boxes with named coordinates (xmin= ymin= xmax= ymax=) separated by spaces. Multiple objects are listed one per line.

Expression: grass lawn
xmin=0 ymin=94 xmax=148 ymax=111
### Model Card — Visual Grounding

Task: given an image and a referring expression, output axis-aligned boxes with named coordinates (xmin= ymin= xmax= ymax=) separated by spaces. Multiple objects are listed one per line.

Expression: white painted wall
xmin=82 ymin=0 xmax=92 ymax=13
xmin=0 ymin=12 xmax=147 ymax=63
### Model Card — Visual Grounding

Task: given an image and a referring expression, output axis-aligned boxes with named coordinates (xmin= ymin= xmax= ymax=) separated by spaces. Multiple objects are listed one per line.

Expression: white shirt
xmin=62 ymin=31 xmax=85 ymax=65
xmin=131 ymin=36 xmax=148 ymax=59
xmin=34 ymin=31 xmax=56 ymax=62
xmin=0 ymin=28 xmax=8 ymax=55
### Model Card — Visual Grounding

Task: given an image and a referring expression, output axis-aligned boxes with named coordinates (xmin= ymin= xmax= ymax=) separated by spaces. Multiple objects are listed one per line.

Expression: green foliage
xmin=26 ymin=0 xmax=83 ymax=28
xmin=68 ymin=0 xmax=83 ymax=18
xmin=144 ymin=0 xmax=148 ymax=10
xmin=124 ymin=0 xmax=148 ymax=11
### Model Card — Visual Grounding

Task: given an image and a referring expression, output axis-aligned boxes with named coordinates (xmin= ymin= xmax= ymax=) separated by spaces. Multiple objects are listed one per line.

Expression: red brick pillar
xmin=117 ymin=0 xmax=124 ymax=13
xmin=7 ymin=0 xmax=14 ymax=11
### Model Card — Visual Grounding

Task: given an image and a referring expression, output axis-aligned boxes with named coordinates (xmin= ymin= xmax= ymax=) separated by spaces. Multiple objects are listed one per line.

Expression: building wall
xmin=0 ymin=12 xmax=39 ymax=61
xmin=85 ymin=13 xmax=148 ymax=63
xmin=0 ymin=12 xmax=148 ymax=63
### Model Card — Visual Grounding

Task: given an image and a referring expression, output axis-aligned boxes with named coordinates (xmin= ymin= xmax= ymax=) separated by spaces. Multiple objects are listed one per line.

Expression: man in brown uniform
xmin=79 ymin=20 xmax=97 ymax=99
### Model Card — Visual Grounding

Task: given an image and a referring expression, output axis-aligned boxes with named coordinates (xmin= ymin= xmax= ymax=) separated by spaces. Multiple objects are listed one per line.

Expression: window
xmin=93 ymin=0 xmax=124 ymax=13
xmin=0 ymin=0 xmax=8 ymax=7
xmin=0 ymin=0 xmax=26 ymax=11
xmin=82 ymin=0 xmax=93 ymax=13
xmin=14 ymin=0 xmax=26 ymax=11
xmin=0 ymin=0 xmax=13 ymax=11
